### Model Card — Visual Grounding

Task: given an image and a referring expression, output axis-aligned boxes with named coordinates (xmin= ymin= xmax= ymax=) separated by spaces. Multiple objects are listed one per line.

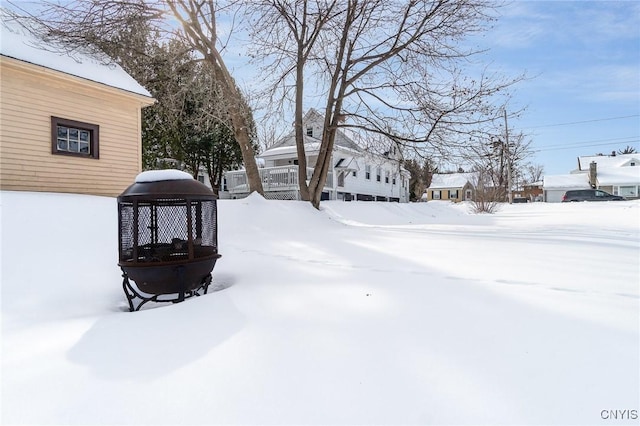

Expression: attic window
xmin=631 ymin=162 xmax=636 ymax=166
xmin=51 ymin=117 xmax=99 ymax=159
xmin=306 ymin=127 xmax=313 ymax=137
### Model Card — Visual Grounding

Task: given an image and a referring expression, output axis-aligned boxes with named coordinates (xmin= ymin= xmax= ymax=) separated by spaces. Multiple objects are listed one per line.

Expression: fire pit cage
xmin=118 ymin=170 xmax=221 ymax=311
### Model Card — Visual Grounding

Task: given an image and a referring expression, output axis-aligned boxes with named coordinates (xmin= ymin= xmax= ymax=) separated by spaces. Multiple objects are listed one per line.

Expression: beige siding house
xmin=426 ymin=173 xmax=476 ymax=202
xmin=0 ymin=18 xmax=154 ymax=197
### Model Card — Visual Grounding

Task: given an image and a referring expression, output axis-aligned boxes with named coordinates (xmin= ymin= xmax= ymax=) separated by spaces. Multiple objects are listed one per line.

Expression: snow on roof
xmin=135 ymin=169 xmax=194 ymax=183
xmin=261 ymin=142 xmax=323 ymax=158
xmin=543 ymin=173 xmax=590 ymax=189
xmin=429 ymin=173 xmax=475 ymax=189
xmin=597 ymin=166 xmax=640 ymax=185
xmin=0 ymin=12 xmax=152 ymax=98
xmin=578 ymin=153 xmax=640 ymax=170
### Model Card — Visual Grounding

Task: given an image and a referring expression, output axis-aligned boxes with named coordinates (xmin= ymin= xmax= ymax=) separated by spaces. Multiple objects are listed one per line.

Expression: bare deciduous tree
xmin=167 ymin=0 xmax=263 ymax=195
xmin=524 ymin=163 xmax=544 ymax=184
xmin=467 ymin=128 xmax=533 ymax=201
xmin=470 ymin=170 xmax=501 ymax=213
xmin=248 ymin=0 xmax=522 ymax=208
xmin=248 ymin=0 xmax=340 ymax=201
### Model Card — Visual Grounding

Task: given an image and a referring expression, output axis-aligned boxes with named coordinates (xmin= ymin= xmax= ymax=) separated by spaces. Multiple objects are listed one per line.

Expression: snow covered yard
xmin=1 ymin=191 xmax=638 ymax=425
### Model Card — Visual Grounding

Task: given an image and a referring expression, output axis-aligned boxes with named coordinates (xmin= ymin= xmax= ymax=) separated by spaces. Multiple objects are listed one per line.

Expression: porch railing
xmin=225 ymin=165 xmax=333 ymax=195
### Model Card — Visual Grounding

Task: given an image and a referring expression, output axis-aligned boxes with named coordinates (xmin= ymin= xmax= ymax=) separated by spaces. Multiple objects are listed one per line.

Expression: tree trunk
xmin=294 ymin=59 xmax=310 ymax=201
xmin=167 ymin=0 xmax=264 ymax=196
xmin=309 ymin=104 xmax=341 ymax=209
xmin=206 ymin=51 xmax=264 ymax=196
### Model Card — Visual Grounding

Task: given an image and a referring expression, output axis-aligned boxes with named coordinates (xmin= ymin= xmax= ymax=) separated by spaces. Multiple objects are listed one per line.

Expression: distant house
xmin=542 ymin=153 xmax=640 ymax=202
xmin=0 ymin=15 xmax=154 ymax=197
xmin=225 ymin=109 xmax=411 ymax=202
xmin=523 ymin=181 xmax=543 ymax=201
xmin=426 ymin=173 xmax=476 ymax=202
xmin=576 ymin=154 xmax=640 ymax=199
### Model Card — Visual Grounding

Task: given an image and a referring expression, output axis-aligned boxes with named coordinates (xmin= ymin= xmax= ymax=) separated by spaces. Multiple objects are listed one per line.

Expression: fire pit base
xmin=121 ymin=271 xmax=213 ymax=312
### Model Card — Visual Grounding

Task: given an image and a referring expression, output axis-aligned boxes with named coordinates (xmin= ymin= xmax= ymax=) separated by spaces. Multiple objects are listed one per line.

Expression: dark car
xmin=562 ymin=189 xmax=626 ymax=202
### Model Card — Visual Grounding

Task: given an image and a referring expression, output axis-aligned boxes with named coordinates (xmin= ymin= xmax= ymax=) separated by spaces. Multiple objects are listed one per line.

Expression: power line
xmin=535 ymin=135 xmax=638 ymax=150
xmin=534 ymin=139 xmax=639 ymax=153
xmin=522 ymin=114 xmax=640 ymax=130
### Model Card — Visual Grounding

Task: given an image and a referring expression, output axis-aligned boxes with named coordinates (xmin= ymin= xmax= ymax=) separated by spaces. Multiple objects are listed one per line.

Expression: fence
xmin=225 ymin=165 xmax=333 ymax=197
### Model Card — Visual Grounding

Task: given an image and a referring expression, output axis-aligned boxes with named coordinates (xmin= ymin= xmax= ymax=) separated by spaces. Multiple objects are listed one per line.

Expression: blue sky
xmin=484 ymin=1 xmax=640 ymax=174
xmin=4 ymin=0 xmax=638 ymax=176
xmin=229 ymin=1 xmax=640 ymax=175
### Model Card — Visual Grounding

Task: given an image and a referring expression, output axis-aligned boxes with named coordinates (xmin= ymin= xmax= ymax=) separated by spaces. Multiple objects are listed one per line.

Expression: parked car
xmin=561 ymin=189 xmax=626 ymax=202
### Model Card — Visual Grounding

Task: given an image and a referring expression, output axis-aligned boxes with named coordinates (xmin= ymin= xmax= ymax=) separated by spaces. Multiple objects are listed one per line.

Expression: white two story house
xmin=225 ymin=109 xmax=410 ymax=202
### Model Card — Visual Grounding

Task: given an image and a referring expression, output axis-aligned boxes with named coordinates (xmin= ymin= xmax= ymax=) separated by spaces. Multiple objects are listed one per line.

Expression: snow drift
xmin=1 ymin=190 xmax=638 ymax=425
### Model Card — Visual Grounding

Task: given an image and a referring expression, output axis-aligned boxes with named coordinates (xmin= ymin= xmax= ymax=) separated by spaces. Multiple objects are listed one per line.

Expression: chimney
xmin=589 ymin=161 xmax=597 ymax=188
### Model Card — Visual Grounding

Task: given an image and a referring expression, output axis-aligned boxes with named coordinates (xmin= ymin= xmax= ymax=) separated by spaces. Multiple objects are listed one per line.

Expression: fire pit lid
xmin=119 ymin=169 xmax=216 ymax=200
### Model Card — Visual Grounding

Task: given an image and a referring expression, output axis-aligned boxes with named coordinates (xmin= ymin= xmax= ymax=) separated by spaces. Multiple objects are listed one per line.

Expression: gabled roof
xmin=265 ymin=108 xmax=362 ymax=154
xmin=597 ymin=166 xmax=640 ymax=185
xmin=543 ymin=173 xmax=590 ymax=189
xmin=577 ymin=153 xmax=640 ymax=170
xmin=0 ymin=11 xmax=152 ymax=98
xmin=429 ymin=173 xmax=476 ymax=189
xmin=260 ymin=141 xmax=323 ymax=157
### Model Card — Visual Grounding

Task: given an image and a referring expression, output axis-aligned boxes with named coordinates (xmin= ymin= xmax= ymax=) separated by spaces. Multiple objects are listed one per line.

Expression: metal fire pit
xmin=117 ymin=170 xmax=221 ymax=311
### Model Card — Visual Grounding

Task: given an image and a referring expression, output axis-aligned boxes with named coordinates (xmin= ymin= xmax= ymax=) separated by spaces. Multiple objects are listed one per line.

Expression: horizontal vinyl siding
xmin=1 ymin=60 xmax=147 ymax=197
xmin=342 ymin=158 xmax=402 ymax=198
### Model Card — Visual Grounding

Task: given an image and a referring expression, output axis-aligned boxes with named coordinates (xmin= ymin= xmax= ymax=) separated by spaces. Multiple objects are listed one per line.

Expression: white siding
xmin=339 ymin=156 xmax=406 ymax=200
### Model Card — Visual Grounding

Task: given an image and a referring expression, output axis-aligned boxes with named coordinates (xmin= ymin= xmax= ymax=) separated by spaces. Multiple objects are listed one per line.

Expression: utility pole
xmin=503 ymin=108 xmax=513 ymax=204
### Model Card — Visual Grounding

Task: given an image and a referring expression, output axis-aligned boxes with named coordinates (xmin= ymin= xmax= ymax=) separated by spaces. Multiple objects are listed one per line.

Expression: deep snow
xmin=1 ymin=191 xmax=638 ymax=425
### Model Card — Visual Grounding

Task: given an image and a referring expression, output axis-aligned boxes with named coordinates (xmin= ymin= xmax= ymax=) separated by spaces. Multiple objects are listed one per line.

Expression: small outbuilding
xmin=0 ymin=15 xmax=154 ymax=196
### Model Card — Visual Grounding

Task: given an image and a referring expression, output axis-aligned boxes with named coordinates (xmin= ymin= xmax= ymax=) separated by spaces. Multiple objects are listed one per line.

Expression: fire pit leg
xmin=201 ymin=274 xmax=212 ymax=294
xmin=121 ymin=269 xmax=214 ymax=311
xmin=122 ymin=272 xmax=136 ymax=312
xmin=121 ymin=270 xmax=163 ymax=312
xmin=176 ymin=265 xmax=186 ymax=303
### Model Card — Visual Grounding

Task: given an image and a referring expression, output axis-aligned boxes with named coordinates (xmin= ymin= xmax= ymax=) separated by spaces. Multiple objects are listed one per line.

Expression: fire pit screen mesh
xmin=119 ymin=199 xmax=217 ymax=264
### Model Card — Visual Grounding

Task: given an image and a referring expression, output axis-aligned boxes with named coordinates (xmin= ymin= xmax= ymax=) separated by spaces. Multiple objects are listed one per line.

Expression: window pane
xmin=52 ymin=118 xmax=98 ymax=159
xmin=620 ymin=186 xmax=637 ymax=197
xmin=57 ymin=138 xmax=68 ymax=151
